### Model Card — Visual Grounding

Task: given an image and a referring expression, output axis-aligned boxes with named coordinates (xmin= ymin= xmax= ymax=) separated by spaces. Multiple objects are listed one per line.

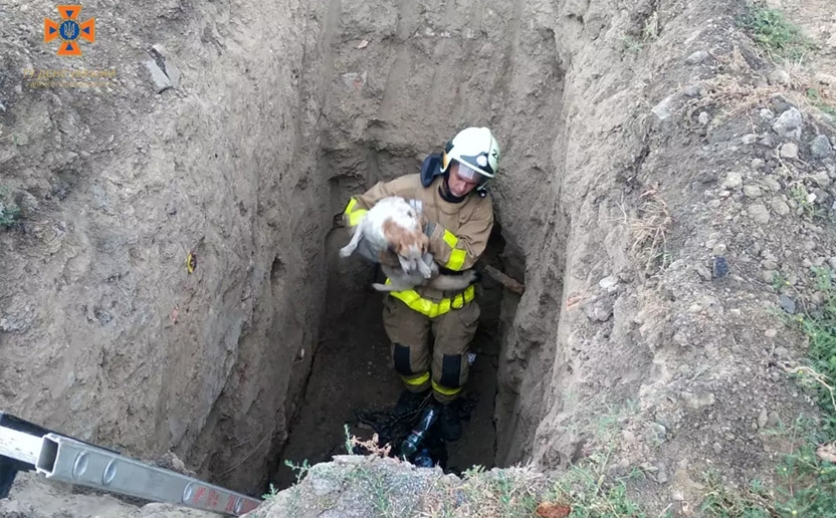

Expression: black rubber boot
xmin=439 ymin=401 xmax=462 ymax=442
xmin=393 ymin=389 xmax=429 ymax=419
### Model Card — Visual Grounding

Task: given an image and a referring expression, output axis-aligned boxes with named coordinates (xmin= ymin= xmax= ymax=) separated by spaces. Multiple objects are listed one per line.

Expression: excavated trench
xmin=270 ymin=206 xmax=517 ymax=490
xmin=1 ymin=0 xmax=573 ymax=507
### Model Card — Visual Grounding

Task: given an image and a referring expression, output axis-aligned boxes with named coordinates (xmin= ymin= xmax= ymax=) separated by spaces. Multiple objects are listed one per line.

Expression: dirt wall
xmin=1 ymin=0 xmax=328 ymax=494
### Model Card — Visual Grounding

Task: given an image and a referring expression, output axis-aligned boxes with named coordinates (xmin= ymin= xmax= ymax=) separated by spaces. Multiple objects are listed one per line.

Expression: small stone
xmin=645 ymin=422 xmax=667 ymax=444
xmin=762 ymin=260 xmax=778 ymax=270
xmin=758 ymin=408 xmax=768 ymax=429
xmin=772 ymin=108 xmax=803 ymax=139
xmin=741 ymin=134 xmax=758 ymax=145
xmin=585 ymin=298 xmax=614 ymax=322
xmin=768 ymin=69 xmax=792 ymax=86
xmin=765 ymin=328 xmax=778 ymax=338
xmin=813 ymin=170 xmax=832 ymax=187
xmin=656 ymin=467 xmax=669 ymax=484
xmin=771 ymin=198 xmax=790 ymax=215
xmin=779 ymin=294 xmax=796 ymax=314
xmin=771 ymin=95 xmax=793 ymax=114
xmin=685 ymin=50 xmax=710 ymax=64
xmin=815 ymin=73 xmax=836 ymax=86
xmin=748 ymin=204 xmax=770 ymax=224
xmin=151 ymin=43 xmax=168 ymax=57
xmin=811 ymin=135 xmax=834 ymax=159
xmin=760 ymin=108 xmax=775 ymax=120
xmin=780 ymin=142 xmax=799 ymax=159
xmin=695 ymin=265 xmax=713 ymax=281
xmin=684 ymin=84 xmax=703 ymax=97
xmin=699 ymin=111 xmax=711 ymax=125
xmin=829 ymin=257 xmax=836 ymax=270
xmin=722 ymin=172 xmax=743 ymax=190
xmin=763 ymin=177 xmax=780 ymax=191
xmin=765 ymin=0 xmax=782 ymax=8
xmin=803 ymin=258 xmax=813 ymax=268
xmin=725 ymin=433 xmax=735 ymax=441
xmin=759 ymin=134 xmax=777 ymax=148
xmin=828 ymin=33 xmax=836 ymax=48
xmin=682 ymin=391 xmax=716 ymax=409
xmin=652 ymin=95 xmax=676 ymax=121
xmin=713 ymin=442 xmax=723 ymax=454
xmin=164 ymin=61 xmax=181 ymax=88
xmin=599 ymin=275 xmax=619 ymax=290
xmin=743 ymin=184 xmax=763 ymax=197
xmin=713 ymin=243 xmax=727 ymax=255
xmin=144 ymin=60 xmax=172 ymax=93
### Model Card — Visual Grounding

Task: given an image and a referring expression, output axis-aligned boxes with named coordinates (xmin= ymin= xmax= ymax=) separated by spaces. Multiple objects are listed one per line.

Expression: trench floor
xmin=272 ymin=267 xmax=503 ymax=490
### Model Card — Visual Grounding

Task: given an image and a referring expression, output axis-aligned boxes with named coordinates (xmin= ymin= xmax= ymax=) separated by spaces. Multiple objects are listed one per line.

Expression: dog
xmin=339 ymin=196 xmax=479 ymax=293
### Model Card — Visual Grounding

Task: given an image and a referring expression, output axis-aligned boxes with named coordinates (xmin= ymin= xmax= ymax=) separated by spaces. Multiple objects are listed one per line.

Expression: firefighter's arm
xmin=424 ymin=201 xmax=493 ymax=271
xmin=341 ymin=175 xmax=416 ymax=228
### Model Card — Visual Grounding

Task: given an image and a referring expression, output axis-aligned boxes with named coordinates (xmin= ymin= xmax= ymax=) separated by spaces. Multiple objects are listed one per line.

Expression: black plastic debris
xmin=713 ymin=256 xmax=728 ymax=278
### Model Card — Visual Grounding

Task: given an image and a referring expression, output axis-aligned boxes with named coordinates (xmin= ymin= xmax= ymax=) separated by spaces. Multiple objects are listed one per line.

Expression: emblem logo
xmin=44 ymin=5 xmax=96 ymax=56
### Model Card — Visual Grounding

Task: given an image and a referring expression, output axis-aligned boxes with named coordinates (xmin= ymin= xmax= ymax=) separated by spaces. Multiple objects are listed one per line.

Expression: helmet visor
xmin=455 ymin=161 xmax=489 ymax=184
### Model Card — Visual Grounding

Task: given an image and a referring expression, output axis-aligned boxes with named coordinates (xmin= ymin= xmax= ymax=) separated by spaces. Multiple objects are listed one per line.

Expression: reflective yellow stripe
xmin=402 ymin=372 xmax=430 ymax=387
xmin=343 ymin=198 xmax=367 ymax=227
xmin=385 ymin=280 xmax=475 ymax=318
xmin=442 ymin=230 xmax=459 ymax=248
xmin=447 ymin=249 xmax=466 ymax=270
xmin=441 ymin=230 xmax=466 ymax=270
xmin=432 ymin=379 xmax=461 ymax=396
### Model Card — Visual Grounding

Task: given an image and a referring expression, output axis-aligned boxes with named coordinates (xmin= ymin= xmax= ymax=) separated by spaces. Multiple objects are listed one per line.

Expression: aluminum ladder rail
xmin=0 ymin=412 xmax=262 ymax=516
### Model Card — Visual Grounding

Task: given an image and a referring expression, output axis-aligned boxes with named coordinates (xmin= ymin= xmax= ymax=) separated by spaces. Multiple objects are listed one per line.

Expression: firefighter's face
xmin=447 ymin=162 xmax=480 ymax=197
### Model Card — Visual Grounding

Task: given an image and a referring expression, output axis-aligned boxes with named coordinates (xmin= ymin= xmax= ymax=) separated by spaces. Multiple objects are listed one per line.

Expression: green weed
xmin=551 ymin=443 xmax=663 ymax=518
xmin=701 ymin=420 xmax=836 ymax=518
xmin=738 ymin=6 xmax=816 ymax=63
xmin=791 ymin=267 xmax=836 ymax=431
xmin=0 ymin=186 xmax=20 ymax=228
xmin=806 ymin=88 xmax=836 ymax=119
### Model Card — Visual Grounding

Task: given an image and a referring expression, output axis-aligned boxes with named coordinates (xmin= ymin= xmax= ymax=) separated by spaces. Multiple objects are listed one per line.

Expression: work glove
xmin=353 ymin=233 xmax=401 ymax=267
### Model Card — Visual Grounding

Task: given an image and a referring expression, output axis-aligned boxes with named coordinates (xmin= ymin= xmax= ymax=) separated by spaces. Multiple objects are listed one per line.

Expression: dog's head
xmin=383 ymin=218 xmax=428 ymax=274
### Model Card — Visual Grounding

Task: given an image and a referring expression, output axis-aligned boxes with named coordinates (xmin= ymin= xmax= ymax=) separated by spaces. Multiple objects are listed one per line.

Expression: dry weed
xmin=620 ymin=188 xmax=673 ymax=274
xmin=683 ymin=45 xmax=836 ymax=129
xmin=421 ymin=465 xmax=547 ymax=518
xmin=349 ymin=432 xmax=393 ymax=458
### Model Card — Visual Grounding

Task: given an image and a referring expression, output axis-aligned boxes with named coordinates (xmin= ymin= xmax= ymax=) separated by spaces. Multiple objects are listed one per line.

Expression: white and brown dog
xmin=339 ymin=196 xmax=478 ymax=292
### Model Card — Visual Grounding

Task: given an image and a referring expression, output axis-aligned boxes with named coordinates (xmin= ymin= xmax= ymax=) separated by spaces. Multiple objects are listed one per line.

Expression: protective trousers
xmin=382 ymin=294 xmax=480 ymax=404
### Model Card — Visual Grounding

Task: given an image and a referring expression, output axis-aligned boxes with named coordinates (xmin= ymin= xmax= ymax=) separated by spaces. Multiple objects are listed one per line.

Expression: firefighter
xmin=341 ymin=127 xmax=500 ymax=441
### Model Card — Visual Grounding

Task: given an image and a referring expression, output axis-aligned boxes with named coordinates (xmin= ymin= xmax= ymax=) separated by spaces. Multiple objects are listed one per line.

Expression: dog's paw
xmin=371 ymin=283 xmax=391 ymax=292
xmin=339 ymin=246 xmax=354 ymax=258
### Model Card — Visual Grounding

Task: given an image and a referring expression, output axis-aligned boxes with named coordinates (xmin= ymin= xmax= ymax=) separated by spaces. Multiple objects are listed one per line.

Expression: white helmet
xmin=441 ymin=127 xmax=501 ymax=182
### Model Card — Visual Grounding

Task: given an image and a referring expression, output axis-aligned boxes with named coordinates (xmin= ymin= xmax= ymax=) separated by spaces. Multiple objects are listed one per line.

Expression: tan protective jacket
xmin=343 ymin=173 xmax=494 ymax=301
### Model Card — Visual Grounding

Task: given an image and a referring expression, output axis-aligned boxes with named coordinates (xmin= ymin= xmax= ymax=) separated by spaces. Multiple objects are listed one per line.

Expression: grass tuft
xmin=738 ymin=5 xmax=816 ymax=64
xmin=0 ymin=186 xmax=20 ymax=228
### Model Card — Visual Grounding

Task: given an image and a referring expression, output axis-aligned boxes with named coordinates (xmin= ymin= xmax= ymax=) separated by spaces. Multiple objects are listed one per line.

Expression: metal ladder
xmin=0 ymin=411 xmax=262 ymax=516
